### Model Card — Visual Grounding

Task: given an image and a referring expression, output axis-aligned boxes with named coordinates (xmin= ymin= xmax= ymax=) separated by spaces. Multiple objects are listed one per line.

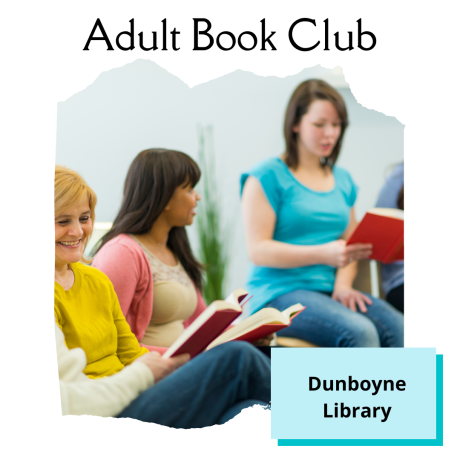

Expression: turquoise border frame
xmin=278 ymin=354 xmax=443 ymax=447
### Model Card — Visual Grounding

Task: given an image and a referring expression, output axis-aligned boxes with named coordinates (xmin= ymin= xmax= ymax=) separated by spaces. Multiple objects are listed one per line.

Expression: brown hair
xmin=283 ymin=79 xmax=349 ymax=169
xmin=94 ymin=149 xmax=204 ymax=290
xmin=55 ymin=165 xmax=97 ymax=264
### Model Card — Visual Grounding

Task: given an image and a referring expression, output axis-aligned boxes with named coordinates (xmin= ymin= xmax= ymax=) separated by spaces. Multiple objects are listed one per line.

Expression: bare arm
xmin=333 ymin=209 xmax=373 ymax=312
xmin=242 ymin=176 xmax=324 ymax=267
xmin=242 ymin=176 xmax=372 ymax=268
xmin=334 ymin=209 xmax=360 ymax=289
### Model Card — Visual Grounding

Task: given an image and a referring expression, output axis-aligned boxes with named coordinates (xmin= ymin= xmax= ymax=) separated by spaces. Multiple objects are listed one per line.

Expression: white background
xmin=1 ymin=0 xmax=458 ymax=458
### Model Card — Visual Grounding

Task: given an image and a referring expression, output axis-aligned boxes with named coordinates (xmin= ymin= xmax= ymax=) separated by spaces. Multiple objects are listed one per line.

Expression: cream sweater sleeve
xmin=56 ymin=323 xmax=154 ymax=417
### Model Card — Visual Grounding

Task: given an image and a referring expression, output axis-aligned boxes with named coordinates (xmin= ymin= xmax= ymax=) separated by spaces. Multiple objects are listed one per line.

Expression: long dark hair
xmin=284 ymin=79 xmax=349 ymax=169
xmin=94 ymin=148 xmax=204 ymax=290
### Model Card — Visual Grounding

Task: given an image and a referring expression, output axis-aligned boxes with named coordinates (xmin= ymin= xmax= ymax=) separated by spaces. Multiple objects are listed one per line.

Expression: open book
xmin=162 ymin=289 xmax=250 ymax=359
xmin=206 ymin=303 xmax=305 ymax=350
xmin=347 ymin=208 xmax=404 ymax=264
xmin=162 ymin=290 xmax=305 ymax=359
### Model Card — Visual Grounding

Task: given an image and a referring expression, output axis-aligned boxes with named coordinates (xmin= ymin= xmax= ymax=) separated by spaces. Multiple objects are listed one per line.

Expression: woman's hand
xmin=252 ymin=334 xmax=275 ymax=347
xmin=137 ymin=351 xmax=190 ymax=383
xmin=321 ymin=240 xmax=372 ymax=268
xmin=332 ymin=287 xmax=372 ymax=313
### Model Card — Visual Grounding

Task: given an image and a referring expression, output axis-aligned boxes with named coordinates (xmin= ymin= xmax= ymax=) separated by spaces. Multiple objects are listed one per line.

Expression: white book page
xmin=368 ymin=208 xmax=404 ymax=220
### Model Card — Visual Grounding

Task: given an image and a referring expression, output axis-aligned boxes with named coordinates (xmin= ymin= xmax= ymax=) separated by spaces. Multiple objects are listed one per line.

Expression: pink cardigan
xmin=92 ymin=234 xmax=207 ymax=354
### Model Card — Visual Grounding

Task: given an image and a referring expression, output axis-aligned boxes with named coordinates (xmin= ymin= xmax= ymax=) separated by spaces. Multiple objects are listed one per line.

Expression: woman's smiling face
xmin=55 ymin=197 xmax=93 ymax=268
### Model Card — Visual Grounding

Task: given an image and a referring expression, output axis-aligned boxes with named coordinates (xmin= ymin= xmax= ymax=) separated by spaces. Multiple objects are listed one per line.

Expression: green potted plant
xmin=196 ymin=125 xmax=230 ymax=304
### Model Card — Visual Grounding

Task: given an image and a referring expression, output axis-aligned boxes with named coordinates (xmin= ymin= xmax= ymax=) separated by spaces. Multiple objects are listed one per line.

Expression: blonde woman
xmin=54 ymin=165 xmax=270 ymax=427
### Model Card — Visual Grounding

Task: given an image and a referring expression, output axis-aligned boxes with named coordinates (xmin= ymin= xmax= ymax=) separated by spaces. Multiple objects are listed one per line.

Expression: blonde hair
xmin=55 ymin=165 xmax=97 ymax=264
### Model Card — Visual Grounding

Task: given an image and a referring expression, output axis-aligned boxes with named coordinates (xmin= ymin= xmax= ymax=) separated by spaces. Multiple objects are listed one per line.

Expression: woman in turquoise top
xmin=241 ymin=79 xmax=403 ymax=347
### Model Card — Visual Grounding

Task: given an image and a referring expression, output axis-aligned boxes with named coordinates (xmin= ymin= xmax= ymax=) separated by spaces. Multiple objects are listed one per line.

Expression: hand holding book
xmin=346 ymin=208 xmax=404 ymax=264
xmin=162 ymin=289 xmax=305 ymax=359
xmin=137 ymin=350 xmax=190 ymax=383
xmin=322 ymin=239 xmax=373 ymax=267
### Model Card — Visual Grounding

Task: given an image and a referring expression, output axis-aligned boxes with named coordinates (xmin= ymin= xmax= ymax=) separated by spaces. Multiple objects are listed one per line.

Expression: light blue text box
xmin=272 ymin=348 xmax=436 ymax=440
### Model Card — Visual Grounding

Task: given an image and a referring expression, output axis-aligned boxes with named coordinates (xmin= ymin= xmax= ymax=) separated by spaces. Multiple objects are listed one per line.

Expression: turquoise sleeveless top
xmin=240 ymin=158 xmax=358 ymax=314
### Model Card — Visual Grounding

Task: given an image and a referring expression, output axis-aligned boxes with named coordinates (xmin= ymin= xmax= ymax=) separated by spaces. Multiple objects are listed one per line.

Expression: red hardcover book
xmin=347 ymin=208 xmax=404 ymax=264
xmin=206 ymin=304 xmax=306 ymax=350
xmin=162 ymin=289 xmax=249 ymax=359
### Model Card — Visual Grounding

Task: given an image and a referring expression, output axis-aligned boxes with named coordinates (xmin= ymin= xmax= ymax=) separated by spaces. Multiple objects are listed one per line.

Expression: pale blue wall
xmin=56 ymin=60 xmax=403 ymax=294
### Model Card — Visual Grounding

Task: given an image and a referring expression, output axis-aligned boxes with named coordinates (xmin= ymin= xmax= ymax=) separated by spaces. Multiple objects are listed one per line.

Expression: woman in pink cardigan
xmin=93 ymin=148 xmax=263 ymax=354
xmin=92 ymin=232 xmax=206 ymax=354
xmin=92 ymin=149 xmax=207 ymax=353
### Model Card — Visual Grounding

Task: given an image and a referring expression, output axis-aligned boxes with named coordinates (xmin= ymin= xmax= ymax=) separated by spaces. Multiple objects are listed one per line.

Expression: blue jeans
xmin=116 ymin=341 xmax=271 ymax=428
xmin=266 ymin=290 xmax=404 ymax=347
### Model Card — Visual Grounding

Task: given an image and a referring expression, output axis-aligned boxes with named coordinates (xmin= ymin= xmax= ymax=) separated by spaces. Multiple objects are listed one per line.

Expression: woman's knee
xmin=339 ymin=320 xmax=380 ymax=347
xmin=366 ymin=297 xmax=404 ymax=347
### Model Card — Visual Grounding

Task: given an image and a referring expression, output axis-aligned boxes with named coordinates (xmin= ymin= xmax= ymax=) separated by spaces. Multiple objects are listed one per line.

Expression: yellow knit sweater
xmin=54 ymin=262 xmax=148 ymax=379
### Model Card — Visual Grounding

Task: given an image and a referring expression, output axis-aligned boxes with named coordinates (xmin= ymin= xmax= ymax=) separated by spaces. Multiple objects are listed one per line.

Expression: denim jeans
xmin=267 ymin=290 xmax=404 ymax=347
xmin=116 ymin=341 xmax=271 ymax=428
